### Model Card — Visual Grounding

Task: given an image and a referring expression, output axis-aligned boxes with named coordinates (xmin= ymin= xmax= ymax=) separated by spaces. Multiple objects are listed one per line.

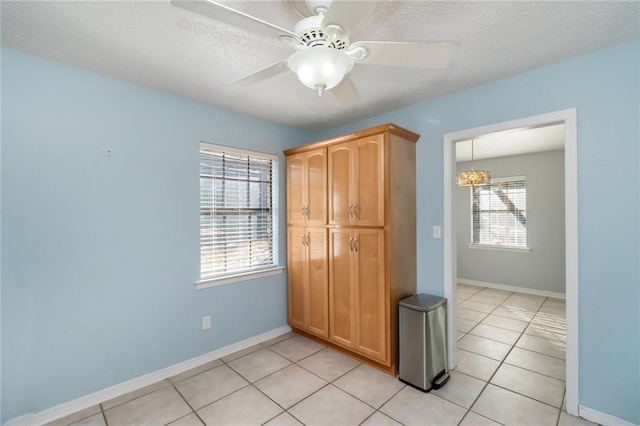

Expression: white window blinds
xmin=200 ymin=143 xmax=278 ymax=280
xmin=472 ymin=177 xmax=527 ymax=248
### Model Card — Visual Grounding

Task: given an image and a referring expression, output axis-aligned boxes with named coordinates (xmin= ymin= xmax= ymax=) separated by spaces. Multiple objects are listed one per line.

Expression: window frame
xmin=196 ymin=142 xmax=283 ymax=289
xmin=468 ymin=175 xmax=530 ymax=252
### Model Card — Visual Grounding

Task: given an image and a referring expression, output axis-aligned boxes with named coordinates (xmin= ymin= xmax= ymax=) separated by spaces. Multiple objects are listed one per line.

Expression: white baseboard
xmin=579 ymin=405 xmax=639 ymax=426
xmin=458 ymin=278 xmax=566 ymax=299
xmin=5 ymin=325 xmax=292 ymax=426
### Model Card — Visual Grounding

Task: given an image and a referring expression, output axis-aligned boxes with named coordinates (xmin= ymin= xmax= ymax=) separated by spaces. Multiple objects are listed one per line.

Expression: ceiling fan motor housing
xmin=294 ymin=15 xmax=348 ymax=50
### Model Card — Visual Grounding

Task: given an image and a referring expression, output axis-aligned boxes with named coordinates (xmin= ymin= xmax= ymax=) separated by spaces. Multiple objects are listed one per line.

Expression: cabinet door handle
xmin=304 ymin=205 xmax=309 ymax=219
xmin=353 ymin=202 xmax=358 ymax=219
xmin=306 ymin=232 xmax=310 ymax=246
xmin=349 ymin=203 xmax=354 ymax=219
xmin=302 ymin=234 xmax=306 ymax=246
xmin=354 ymin=236 xmax=359 ymax=252
xmin=349 ymin=236 xmax=353 ymax=251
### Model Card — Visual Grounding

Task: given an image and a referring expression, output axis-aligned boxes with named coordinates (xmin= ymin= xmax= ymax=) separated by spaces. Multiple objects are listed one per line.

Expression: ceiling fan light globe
xmin=288 ymin=46 xmax=353 ymax=91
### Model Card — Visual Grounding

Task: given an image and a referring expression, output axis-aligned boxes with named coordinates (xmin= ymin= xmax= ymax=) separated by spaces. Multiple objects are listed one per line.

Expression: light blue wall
xmin=316 ymin=40 xmax=640 ymax=423
xmin=0 ymin=48 xmax=312 ymax=422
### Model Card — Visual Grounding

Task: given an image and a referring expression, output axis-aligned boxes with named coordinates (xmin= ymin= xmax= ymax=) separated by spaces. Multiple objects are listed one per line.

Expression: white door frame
xmin=443 ymin=108 xmax=579 ymax=416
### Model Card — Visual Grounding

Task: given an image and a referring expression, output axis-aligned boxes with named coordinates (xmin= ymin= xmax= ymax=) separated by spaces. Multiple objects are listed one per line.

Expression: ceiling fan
xmin=171 ymin=0 xmax=458 ymax=105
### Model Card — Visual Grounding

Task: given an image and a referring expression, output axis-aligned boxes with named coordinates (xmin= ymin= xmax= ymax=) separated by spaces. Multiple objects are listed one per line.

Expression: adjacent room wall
xmin=0 ymin=48 xmax=312 ymax=422
xmin=314 ymin=40 xmax=640 ymax=424
xmin=456 ymin=150 xmax=565 ymax=294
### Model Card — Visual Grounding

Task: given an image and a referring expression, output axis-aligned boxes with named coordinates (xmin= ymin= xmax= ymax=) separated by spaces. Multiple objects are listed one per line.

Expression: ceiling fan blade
xmin=350 ymin=41 xmax=459 ymax=68
xmin=331 ymin=75 xmax=358 ymax=106
xmin=172 ymin=0 xmax=298 ymax=41
xmin=322 ymin=1 xmax=378 ymax=37
xmin=227 ymin=60 xmax=289 ymax=87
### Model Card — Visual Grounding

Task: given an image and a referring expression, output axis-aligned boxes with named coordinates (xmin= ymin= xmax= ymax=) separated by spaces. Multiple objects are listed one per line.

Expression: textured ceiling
xmin=1 ymin=1 xmax=639 ymax=131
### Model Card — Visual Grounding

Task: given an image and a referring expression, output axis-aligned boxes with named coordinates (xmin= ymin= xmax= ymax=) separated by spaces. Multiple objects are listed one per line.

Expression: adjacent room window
xmin=199 ymin=143 xmax=278 ymax=282
xmin=471 ymin=176 xmax=527 ymax=248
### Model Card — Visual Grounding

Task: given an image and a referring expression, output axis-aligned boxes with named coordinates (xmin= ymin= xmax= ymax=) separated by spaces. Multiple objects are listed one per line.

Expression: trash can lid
xmin=399 ymin=294 xmax=447 ymax=312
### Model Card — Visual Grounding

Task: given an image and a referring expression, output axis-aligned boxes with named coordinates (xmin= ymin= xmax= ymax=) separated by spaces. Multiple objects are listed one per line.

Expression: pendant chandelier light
xmin=457 ymin=139 xmax=491 ymax=186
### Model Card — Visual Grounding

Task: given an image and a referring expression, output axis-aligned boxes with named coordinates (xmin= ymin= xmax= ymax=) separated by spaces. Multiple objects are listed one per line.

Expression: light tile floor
xmin=49 ymin=285 xmax=597 ymax=426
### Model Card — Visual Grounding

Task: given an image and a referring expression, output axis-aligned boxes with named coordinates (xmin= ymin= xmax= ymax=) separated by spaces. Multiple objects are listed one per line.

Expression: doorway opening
xmin=443 ymin=109 xmax=578 ymax=416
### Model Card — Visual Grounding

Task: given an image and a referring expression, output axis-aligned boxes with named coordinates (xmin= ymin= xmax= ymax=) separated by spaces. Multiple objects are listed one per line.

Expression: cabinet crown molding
xmin=284 ymin=123 xmax=420 ymax=155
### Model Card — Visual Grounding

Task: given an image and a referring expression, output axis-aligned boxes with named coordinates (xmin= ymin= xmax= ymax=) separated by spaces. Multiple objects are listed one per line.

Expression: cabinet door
xmin=328 ymin=143 xmax=353 ymax=226
xmin=306 ymin=149 xmax=327 ymax=226
xmin=353 ymin=135 xmax=385 ymax=227
xmin=306 ymin=228 xmax=328 ymax=337
xmin=287 ymin=155 xmax=306 ymax=226
xmin=287 ymin=227 xmax=306 ymax=330
xmin=329 ymin=228 xmax=355 ymax=348
xmin=354 ymin=229 xmax=387 ymax=362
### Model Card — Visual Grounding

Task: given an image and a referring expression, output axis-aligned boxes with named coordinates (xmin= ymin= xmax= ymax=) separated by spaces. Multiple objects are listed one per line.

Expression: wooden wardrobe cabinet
xmin=284 ymin=123 xmax=419 ymax=375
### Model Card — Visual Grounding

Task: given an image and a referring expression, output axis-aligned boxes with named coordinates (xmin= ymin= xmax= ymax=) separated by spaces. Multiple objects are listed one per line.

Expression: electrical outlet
xmin=202 ymin=315 xmax=211 ymax=330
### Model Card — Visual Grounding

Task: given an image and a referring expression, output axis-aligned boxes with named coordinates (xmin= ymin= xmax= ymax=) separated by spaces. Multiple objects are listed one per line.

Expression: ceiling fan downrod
xmin=305 ymin=0 xmax=331 ymax=16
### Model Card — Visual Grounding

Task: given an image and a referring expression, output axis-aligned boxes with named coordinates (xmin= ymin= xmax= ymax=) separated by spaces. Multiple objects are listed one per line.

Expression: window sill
xmin=196 ymin=266 xmax=285 ymax=289
xmin=468 ymin=244 xmax=531 ymax=253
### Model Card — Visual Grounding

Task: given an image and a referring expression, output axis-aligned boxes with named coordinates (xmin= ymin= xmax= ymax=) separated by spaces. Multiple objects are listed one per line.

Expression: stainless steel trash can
xmin=398 ymin=294 xmax=449 ymax=392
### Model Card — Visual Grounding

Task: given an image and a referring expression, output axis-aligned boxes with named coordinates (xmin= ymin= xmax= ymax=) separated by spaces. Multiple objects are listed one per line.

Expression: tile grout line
xmin=460 ymin=333 xmax=567 ymax=363
xmin=99 ymin=403 xmax=108 ymax=426
xmin=357 ymin=411 xmax=377 ymax=426
xmin=294 ymin=349 xmax=362 ymax=384
xmin=97 ymin=380 xmax=174 ymax=419
xmin=555 ymin=389 xmax=567 ymax=426
xmin=488 ymin=382 xmax=566 ymax=410
xmin=188 ymin=383 xmax=254 ymax=415
xmin=456 ymin=347 xmax=566 ymax=383
xmin=355 ymin=380 xmax=408 ymax=424
xmin=253 ymin=380 xmax=298 ymax=425
xmin=167 ymin=378 xmax=207 ymax=426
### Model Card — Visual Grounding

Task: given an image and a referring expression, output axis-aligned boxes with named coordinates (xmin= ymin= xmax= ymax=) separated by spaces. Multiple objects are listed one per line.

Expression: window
xmin=471 ymin=176 xmax=527 ymax=248
xmin=199 ymin=143 xmax=278 ymax=284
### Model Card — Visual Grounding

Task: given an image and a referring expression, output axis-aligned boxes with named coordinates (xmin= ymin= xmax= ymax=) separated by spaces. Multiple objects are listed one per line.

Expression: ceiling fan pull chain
xmin=322 ymin=93 xmax=328 ymax=124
